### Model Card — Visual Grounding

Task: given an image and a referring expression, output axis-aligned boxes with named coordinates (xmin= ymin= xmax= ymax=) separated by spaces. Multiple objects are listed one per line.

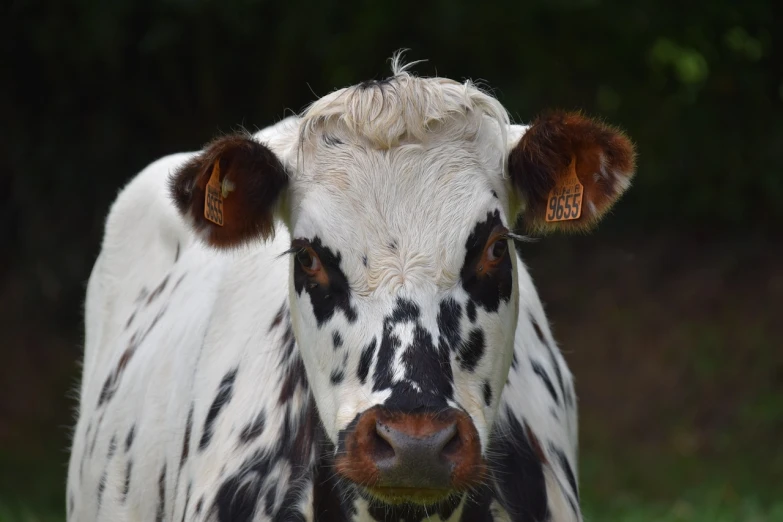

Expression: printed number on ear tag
xmin=545 ymin=159 xmax=583 ymax=223
xmin=204 ymin=160 xmax=224 ymax=226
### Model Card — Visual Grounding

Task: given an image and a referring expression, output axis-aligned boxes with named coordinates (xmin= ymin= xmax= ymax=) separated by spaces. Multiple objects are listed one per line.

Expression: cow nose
xmin=371 ymin=417 xmax=458 ymax=488
xmin=336 ymin=406 xmax=482 ymax=493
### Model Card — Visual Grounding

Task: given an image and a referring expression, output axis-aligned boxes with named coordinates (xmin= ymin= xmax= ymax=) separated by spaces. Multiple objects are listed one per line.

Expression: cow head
xmin=170 ymin=61 xmax=635 ymax=507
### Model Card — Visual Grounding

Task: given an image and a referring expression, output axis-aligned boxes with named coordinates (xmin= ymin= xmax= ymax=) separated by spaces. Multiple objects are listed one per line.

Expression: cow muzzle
xmin=335 ymin=406 xmax=484 ymax=504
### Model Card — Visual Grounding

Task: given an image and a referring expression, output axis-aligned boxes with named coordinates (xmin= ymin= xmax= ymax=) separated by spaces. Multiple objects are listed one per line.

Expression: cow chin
xmin=362 ymin=486 xmax=460 ymax=506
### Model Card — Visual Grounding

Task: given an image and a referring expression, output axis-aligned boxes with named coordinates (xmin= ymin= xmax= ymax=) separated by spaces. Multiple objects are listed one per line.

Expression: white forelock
xmin=297 ymin=57 xmax=510 ymax=157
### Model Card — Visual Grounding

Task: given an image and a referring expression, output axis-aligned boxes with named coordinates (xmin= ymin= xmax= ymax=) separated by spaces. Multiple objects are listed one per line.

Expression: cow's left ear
xmin=169 ymin=133 xmax=289 ymax=248
xmin=508 ymin=111 xmax=636 ymax=232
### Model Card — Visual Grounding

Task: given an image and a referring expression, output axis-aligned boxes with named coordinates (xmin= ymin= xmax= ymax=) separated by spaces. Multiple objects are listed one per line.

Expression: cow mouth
xmin=363 ymin=486 xmax=454 ymax=505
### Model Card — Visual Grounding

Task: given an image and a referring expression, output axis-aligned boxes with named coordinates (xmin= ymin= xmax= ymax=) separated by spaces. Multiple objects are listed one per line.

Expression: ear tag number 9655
xmin=204 ymin=160 xmax=224 ymax=226
xmin=545 ymin=159 xmax=583 ymax=222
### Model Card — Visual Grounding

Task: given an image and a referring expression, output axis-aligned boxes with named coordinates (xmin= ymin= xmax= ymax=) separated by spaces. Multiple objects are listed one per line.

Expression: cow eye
xmin=296 ymin=247 xmax=322 ymax=275
xmin=487 ymin=239 xmax=508 ymax=262
xmin=477 ymin=227 xmax=510 ymax=276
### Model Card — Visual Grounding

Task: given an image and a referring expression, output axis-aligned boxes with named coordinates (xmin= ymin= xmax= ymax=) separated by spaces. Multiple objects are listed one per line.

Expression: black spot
xmin=173 ymin=273 xmax=186 ymax=291
xmin=269 ymin=302 xmax=286 ymax=332
xmin=551 ymin=444 xmax=579 ymax=502
xmin=362 ymin=255 xmax=368 ymax=267
xmin=511 ymin=351 xmax=519 ymax=370
xmin=458 ymin=328 xmax=485 ymax=372
xmin=156 ymin=464 xmax=166 ymax=522
xmin=89 ymin=412 xmax=104 ymax=457
xmin=482 ymin=380 xmax=493 ymax=406
xmin=239 ymin=410 xmax=266 ymax=444
xmin=437 ymin=298 xmax=462 ymax=351
xmin=97 ymin=374 xmax=116 ymax=407
xmin=135 ymin=286 xmax=149 ymax=303
xmin=107 ymin=434 xmax=117 ymax=458
xmin=213 ymin=399 xmax=319 ymax=522
xmin=174 ymin=242 xmax=181 ymax=262
xmin=98 ymin=308 xmax=167 ymax=408
xmin=124 ymin=424 xmax=135 ymax=452
xmin=125 ymin=310 xmax=136 ymax=330
xmin=532 ymin=314 xmax=568 ymax=404
xmin=532 ymin=316 xmax=546 ymax=343
xmin=466 ymin=300 xmax=477 ymax=323
xmin=97 ymin=470 xmax=107 ymax=506
xmin=292 ymin=236 xmax=357 ymax=326
xmin=332 ymin=331 xmax=343 ymax=350
xmin=199 ymin=369 xmax=238 ymax=451
xmin=460 ymin=210 xmax=512 ymax=313
xmin=490 ymin=410 xmax=549 ymax=520
xmin=373 ymin=299 xmax=423 ymax=393
xmin=491 ymin=190 xmax=498 ymax=199
xmin=459 ymin=486 xmax=495 ymax=521
xmin=122 ymin=460 xmax=132 ymax=502
xmin=531 ymin=359 xmax=559 ymax=405
xmin=313 ymin=465 xmax=357 ymax=522
xmin=195 ymin=497 xmax=204 ymax=515
xmin=375 ymin=299 xmax=454 ymax=411
xmin=280 ymin=320 xmax=296 ymax=361
xmin=180 ymin=481 xmax=192 ymax=522
xmin=265 ymin=484 xmax=277 ymax=515
xmin=330 ymin=368 xmax=345 ymax=384
xmin=357 ymin=338 xmax=376 ymax=384
xmin=147 ymin=274 xmax=170 ymax=305
xmin=181 ymin=404 xmax=193 ymax=469
xmin=278 ymin=353 xmax=307 ymax=405
xmin=388 ymin=240 xmax=397 ymax=251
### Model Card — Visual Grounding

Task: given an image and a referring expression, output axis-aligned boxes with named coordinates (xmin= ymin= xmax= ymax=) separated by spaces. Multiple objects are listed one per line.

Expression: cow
xmin=67 ymin=56 xmax=636 ymax=522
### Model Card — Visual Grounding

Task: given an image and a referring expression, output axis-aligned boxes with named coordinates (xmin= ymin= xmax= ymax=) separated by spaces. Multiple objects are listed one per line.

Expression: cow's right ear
xmin=169 ymin=133 xmax=289 ymax=249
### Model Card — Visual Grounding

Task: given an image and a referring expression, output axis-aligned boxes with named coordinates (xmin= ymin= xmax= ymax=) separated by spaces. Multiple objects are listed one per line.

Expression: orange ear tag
xmin=545 ymin=157 xmax=583 ymax=222
xmin=204 ymin=159 xmax=224 ymax=226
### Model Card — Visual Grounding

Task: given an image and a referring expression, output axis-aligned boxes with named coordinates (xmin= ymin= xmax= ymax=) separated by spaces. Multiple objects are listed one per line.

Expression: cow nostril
xmin=371 ymin=422 xmax=396 ymax=461
xmin=440 ymin=425 xmax=462 ymax=458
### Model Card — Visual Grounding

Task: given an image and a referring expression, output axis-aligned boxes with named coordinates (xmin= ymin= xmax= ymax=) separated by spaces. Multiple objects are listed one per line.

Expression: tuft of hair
xmin=297 ymin=51 xmax=510 ymax=153
xmin=169 ymin=132 xmax=289 ymax=248
xmin=509 ymin=111 xmax=636 ymax=233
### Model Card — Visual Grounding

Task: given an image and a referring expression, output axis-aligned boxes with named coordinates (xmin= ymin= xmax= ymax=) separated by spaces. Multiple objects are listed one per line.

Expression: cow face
xmin=171 ymin=67 xmax=635 ymax=506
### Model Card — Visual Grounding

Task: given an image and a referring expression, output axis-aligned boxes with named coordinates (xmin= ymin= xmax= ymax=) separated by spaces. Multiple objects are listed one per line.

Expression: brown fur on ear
xmin=509 ymin=111 xmax=636 ymax=232
xmin=169 ymin=133 xmax=288 ymax=248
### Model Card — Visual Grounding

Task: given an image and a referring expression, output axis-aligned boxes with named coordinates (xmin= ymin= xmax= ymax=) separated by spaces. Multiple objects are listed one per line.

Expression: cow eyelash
xmin=278 ymin=239 xmax=313 ymax=258
xmin=279 ymin=246 xmax=304 ymax=258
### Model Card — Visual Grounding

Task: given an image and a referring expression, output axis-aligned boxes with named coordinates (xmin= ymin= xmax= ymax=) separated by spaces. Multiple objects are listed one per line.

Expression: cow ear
xmin=508 ymin=111 xmax=636 ymax=233
xmin=169 ymin=133 xmax=289 ymax=248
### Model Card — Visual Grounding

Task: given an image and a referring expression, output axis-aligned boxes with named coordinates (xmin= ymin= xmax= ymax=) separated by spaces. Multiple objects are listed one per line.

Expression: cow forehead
xmin=291 ymin=171 xmax=510 ymax=296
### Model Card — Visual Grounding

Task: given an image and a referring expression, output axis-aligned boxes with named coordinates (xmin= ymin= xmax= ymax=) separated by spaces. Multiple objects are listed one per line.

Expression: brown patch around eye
xmin=292 ymin=241 xmax=329 ymax=287
xmin=476 ymin=227 xmax=510 ymax=277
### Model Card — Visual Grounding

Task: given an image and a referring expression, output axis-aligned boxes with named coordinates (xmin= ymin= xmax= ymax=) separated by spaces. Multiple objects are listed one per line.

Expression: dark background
xmin=3 ymin=1 xmax=782 ymax=520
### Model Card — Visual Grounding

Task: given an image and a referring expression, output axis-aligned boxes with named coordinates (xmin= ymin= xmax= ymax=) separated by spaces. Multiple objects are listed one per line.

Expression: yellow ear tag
xmin=204 ymin=160 xmax=225 ymax=226
xmin=545 ymin=157 xmax=583 ymax=222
